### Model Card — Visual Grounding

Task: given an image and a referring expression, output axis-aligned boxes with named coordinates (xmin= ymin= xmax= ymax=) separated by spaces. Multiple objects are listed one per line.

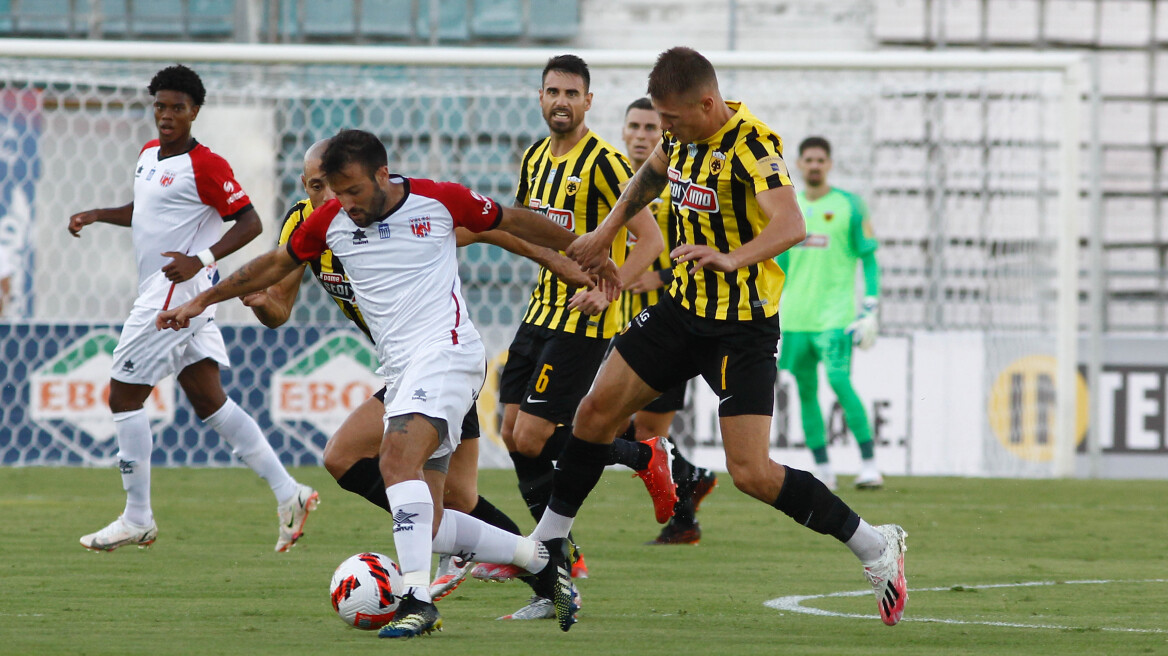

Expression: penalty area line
xmin=764 ymin=578 xmax=1168 ymax=634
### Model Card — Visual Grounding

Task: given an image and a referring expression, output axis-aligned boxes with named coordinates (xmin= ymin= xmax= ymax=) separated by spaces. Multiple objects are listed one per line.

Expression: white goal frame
xmin=0 ymin=39 xmax=1088 ymax=477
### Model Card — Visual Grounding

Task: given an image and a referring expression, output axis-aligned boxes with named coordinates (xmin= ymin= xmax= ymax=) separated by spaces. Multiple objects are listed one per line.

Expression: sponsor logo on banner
xmin=987 ymin=355 xmax=1088 ymax=461
xmin=30 ymin=330 xmax=175 ymax=444
xmin=270 ymin=331 xmax=382 ymax=437
xmin=667 ymin=167 xmax=719 ymax=213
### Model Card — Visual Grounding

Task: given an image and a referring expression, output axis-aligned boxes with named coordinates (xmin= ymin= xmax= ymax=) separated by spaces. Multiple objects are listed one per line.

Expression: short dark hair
xmin=625 ymin=97 xmax=654 ymax=116
xmin=320 ymin=129 xmax=388 ymax=180
xmin=542 ymin=54 xmax=590 ymax=90
xmin=798 ymin=136 xmax=832 ymax=157
xmin=646 ymin=47 xmax=717 ymax=100
xmin=147 ymin=64 xmax=206 ymax=106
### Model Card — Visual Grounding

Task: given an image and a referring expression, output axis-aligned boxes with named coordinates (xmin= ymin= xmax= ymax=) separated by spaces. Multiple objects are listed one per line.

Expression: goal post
xmin=0 ymin=39 xmax=1087 ymax=477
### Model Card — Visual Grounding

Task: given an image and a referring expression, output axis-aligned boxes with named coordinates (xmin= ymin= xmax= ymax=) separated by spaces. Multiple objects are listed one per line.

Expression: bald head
xmin=301 ymin=138 xmax=333 ymax=208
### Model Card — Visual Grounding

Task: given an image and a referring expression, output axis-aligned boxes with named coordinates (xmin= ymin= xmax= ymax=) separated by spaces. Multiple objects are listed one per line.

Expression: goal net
xmin=0 ymin=41 xmax=1083 ymax=477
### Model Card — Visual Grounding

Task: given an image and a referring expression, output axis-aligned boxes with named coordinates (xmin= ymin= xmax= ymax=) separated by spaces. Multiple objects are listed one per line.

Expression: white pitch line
xmin=765 ymin=579 xmax=1168 ymax=634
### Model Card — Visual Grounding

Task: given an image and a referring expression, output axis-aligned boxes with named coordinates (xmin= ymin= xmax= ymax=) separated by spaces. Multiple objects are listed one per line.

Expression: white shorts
xmin=110 ymin=305 xmax=230 ymax=386
xmin=382 ymin=339 xmax=486 ymax=460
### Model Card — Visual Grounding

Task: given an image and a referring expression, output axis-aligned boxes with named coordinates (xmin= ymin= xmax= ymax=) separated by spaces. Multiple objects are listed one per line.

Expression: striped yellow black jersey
xmin=663 ymin=101 xmax=792 ymax=321
xmin=622 ymin=187 xmax=675 ymax=320
xmin=515 ymin=130 xmax=633 ymax=339
xmin=277 ymin=198 xmax=372 ymax=341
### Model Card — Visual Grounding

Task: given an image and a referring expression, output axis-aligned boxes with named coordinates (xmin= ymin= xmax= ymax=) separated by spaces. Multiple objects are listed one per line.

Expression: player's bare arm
xmin=161 ymin=207 xmax=263 ymax=283
xmin=496 ymin=205 xmax=622 ymax=297
xmin=242 ymin=263 xmax=307 ymax=328
xmin=672 ymin=185 xmax=805 ymax=273
xmin=456 ymin=225 xmax=592 ymax=289
xmin=568 ymin=206 xmax=663 ymax=314
xmin=67 ymin=202 xmax=134 ymax=237
xmin=567 ymin=143 xmax=669 ymax=271
xmin=156 ymin=247 xmax=300 ymax=331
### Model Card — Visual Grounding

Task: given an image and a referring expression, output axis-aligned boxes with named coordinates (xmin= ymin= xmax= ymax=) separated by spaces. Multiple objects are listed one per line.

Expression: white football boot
xmin=855 ymin=466 xmax=885 ymax=489
xmin=275 ymin=484 xmax=319 ymax=552
xmin=80 ymin=515 xmax=158 ymax=551
xmin=429 ymin=553 xmax=473 ymax=601
xmin=863 ymin=524 xmax=908 ymax=626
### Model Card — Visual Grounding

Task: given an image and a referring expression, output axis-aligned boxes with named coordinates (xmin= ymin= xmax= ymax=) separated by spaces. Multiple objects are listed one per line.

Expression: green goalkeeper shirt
xmin=777 ymin=187 xmax=878 ymax=332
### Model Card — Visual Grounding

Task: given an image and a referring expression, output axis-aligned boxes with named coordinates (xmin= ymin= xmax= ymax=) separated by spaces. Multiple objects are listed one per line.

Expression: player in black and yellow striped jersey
xmin=245 ymin=139 xmax=576 ymax=598
xmin=496 ymin=56 xmax=668 ymax=595
xmin=619 ymin=97 xmax=717 ymax=546
xmin=531 ymin=48 xmax=910 ymax=630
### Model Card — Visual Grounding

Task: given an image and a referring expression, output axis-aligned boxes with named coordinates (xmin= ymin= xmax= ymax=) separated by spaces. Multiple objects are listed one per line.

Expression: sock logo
xmin=117 ymin=459 xmax=134 ymax=474
xmin=392 ymin=509 xmax=419 ymax=533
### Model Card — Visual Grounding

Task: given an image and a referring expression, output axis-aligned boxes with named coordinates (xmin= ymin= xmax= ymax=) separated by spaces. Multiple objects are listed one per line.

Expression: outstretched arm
xmin=456 ymin=225 xmax=592 ymax=289
xmin=68 ymin=202 xmax=134 ymax=237
xmin=494 ymin=206 xmax=622 ymax=295
xmin=156 ymin=247 xmax=301 ymax=331
xmin=567 ymin=144 xmax=670 ymax=272
xmin=242 ymin=262 xmax=308 ymax=328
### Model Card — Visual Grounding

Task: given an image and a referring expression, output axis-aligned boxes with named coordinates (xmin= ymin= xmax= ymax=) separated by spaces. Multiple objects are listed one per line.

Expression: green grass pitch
xmin=2 ymin=466 xmax=1165 ymax=655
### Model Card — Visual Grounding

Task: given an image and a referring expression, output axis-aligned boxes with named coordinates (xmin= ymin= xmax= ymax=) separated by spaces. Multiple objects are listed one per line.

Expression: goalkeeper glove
xmin=847 ymin=296 xmax=878 ymax=350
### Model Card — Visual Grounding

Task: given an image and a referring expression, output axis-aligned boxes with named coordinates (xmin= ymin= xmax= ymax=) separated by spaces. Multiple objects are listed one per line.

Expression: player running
xmin=540 ymin=48 xmax=909 ymax=631
xmin=159 ymin=129 xmax=618 ymax=638
xmin=68 ymin=65 xmax=318 ymax=554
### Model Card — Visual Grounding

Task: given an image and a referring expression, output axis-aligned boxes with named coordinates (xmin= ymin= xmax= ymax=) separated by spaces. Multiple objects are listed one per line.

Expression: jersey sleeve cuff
xmin=222 ymin=202 xmax=255 ymax=222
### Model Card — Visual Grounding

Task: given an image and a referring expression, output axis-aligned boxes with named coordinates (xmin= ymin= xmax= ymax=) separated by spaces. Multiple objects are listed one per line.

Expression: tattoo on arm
xmin=618 ymin=166 xmax=669 ymax=224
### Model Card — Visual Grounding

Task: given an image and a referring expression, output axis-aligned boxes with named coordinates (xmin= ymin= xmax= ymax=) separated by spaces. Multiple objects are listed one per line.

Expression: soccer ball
xmin=329 ymin=552 xmax=404 ymax=630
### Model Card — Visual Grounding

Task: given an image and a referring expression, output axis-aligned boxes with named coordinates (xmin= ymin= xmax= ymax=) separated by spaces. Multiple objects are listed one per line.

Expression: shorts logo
xmin=121 ymin=359 xmax=135 ymax=372
xmin=667 ymin=167 xmax=719 ymax=214
xmin=159 ymin=170 xmax=177 ymax=187
xmin=709 ymin=151 xmax=726 ymax=175
xmin=378 ymin=223 xmax=391 ymax=239
xmin=412 ymin=388 xmax=428 ymax=402
xmin=352 ymin=228 xmax=368 ymax=245
xmin=409 ymin=215 xmax=431 ymax=238
xmin=565 ymin=175 xmax=582 ymax=196
xmin=633 ymin=309 xmax=650 ymax=327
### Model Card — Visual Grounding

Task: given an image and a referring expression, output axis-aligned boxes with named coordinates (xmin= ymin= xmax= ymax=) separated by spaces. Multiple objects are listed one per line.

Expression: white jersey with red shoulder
xmin=131 ymin=139 xmax=253 ymax=311
xmin=287 ymin=175 xmax=501 ymax=365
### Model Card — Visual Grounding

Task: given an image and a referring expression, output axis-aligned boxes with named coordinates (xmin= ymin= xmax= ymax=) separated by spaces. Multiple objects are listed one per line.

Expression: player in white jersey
xmin=67 ymin=65 xmax=318 ymax=554
xmin=158 ymin=129 xmax=618 ymax=639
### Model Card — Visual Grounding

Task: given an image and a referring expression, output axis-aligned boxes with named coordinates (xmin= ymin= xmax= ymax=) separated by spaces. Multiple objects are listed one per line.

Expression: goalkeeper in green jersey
xmin=776 ymin=136 xmax=882 ymax=491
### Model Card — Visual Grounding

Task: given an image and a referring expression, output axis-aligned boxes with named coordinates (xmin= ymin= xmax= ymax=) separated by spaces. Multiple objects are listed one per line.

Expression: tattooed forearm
xmin=616 ymin=165 xmax=669 ymax=224
xmin=203 ymin=250 xmax=296 ymax=305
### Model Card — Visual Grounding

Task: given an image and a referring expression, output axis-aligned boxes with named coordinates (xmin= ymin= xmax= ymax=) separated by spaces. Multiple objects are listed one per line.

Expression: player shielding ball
xmin=68 ymin=64 xmax=318 ymax=554
xmin=159 ymin=129 xmax=618 ymax=638
xmin=537 ymin=47 xmax=909 ymax=630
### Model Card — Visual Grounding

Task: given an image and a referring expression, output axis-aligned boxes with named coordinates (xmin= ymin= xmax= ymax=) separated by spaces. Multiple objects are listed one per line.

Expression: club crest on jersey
xmin=667 ymin=167 xmax=719 ymax=213
xmin=823 ymin=211 xmax=834 ymax=222
xmin=158 ymin=170 xmax=177 ymax=187
xmin=565 ymin=175 xmax=582 ymax=196
xmin=709 ymin=151 xmax=726 ymax=175
xmin=352 ymin=228 xmax=368 ymax=245
xmin=409 ymin=215 xmax=431 ymax=238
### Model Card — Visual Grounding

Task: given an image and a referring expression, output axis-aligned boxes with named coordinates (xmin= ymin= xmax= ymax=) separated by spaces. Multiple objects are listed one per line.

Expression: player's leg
xmin=81 ymin=307 xmax=188 ymax=551
xmin=710 ymin=322 xmax=908 ymax=627
xmin=819 ymin=329 xmax=882 ymax=488
xmin=783 ymin=332 xmax=834 ymax=489
xmin=324 ymin=390 xmax=391 ymax=512
xmin=498 ymin=325 xmax=556 ymax=524
xmin=642 ymin=382 xmax=717 ymax=545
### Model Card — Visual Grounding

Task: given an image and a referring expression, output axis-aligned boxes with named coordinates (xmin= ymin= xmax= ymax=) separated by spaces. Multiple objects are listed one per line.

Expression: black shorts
xmin=614 ymin=296 xmax=779 ymax=417
xmin=499 ymin=322 xmax=610 ymax=425
xmin=641 ymin=380 xmax=687 ymax=414
xmin=373 ymin=386 xmax=480 ymax=439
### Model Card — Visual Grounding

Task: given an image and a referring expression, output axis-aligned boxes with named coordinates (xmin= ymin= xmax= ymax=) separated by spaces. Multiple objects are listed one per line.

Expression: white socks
xmin=385 ymin=480 xmax=435 ymax=602
xmin=529 ymin=507 xmax=574 ymax=543
xmin=113 ymin=409 xmax=153 ymax=527
xmin=205 ymin=399 xmax=298 ymax=504
xmin=431 ymin=509 xmax=549 ymax=574
xmin=846 ymin=518 xmax=887 ymax=565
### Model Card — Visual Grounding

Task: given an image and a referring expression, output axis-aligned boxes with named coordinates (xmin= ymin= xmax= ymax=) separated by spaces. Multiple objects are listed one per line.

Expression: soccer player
xmin=545 ymin=47 xmax=909 ymax=631
xmin=777 ymin=136 xmax=883 ymax=491
xmin=67 ymin=65 xmax=319 ymax=553
xmin=620 ymin=97 xmax=717 ymax=546
xmin=158 ymin=129 xmax=610 ymax=638
xmin=242 ymin=138 xmax=589 ymax=601
xmin=497 ymin=56 xmax=669 ymax=574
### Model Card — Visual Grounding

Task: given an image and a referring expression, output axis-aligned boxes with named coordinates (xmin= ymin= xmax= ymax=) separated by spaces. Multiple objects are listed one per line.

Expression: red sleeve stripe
xmin=450 ymin=287 xmax=461 ymax=345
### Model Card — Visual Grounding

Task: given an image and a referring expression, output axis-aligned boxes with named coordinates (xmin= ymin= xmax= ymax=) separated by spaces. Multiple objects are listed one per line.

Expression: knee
xmin=512 ymin=424 xmax=548 ymax=458
xmin=443 ymin=483 xmax=477 ymax=514
xmin=726 ymin=461 xmax=774 ymax=502
xmin=322 ymin=441 xmax=350 ymax=482
xmin=574 ymin=393 xmax=618 ymax=442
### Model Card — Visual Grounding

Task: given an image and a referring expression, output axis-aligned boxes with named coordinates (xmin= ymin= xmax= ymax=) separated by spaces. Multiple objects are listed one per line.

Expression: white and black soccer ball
xmin=329 ymin=552 xmax=404 ymax=630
